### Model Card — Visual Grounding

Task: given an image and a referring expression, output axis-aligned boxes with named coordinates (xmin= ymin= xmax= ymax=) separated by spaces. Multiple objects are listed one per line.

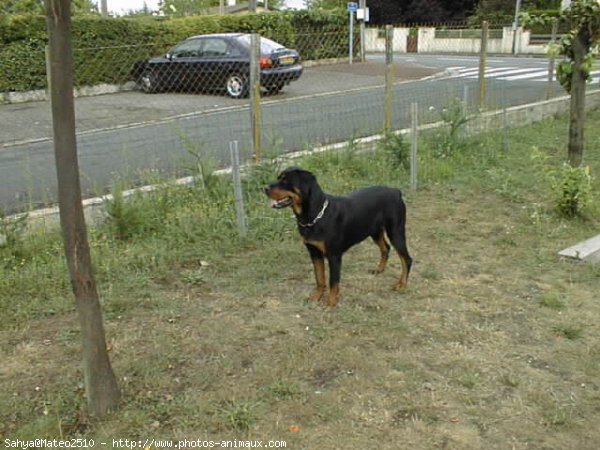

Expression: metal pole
xmin=462 ymin=85 xmax=469 ymax=114
xmin=384 ymin=25 xmax=394 ymax=132
xmin=502 ymin=80 xmax=509 ymax=152
xmin=546 ymin=19 xmax=558 ymax=100
xmin=479 ymin=21 xmax=488 ymax=110
xmin=410 ymin=102 xmax=418 ymax=193
xmin=349 ymin=9 xmax=354 ymax=64
xmin=230 ymin=141 xmax=247 ymax=238
xmin=250 ymin=33 xmax=261 ymax=162
xmin=462 ymin=85 xmax=470 ymax=135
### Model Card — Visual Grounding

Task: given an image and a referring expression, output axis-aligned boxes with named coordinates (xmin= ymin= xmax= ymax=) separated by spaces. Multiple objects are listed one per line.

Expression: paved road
xmin=0 ymin=55 xmax=566 ymax=213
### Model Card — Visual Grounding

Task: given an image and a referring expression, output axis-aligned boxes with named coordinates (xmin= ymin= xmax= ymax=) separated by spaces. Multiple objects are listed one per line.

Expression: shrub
xmin=551 ymin=163 xmax=593 ymax=218
xmin=530 ymin=146 xmax=594 ymax=218
xmin=378 ymin=131 xmax=410 ymax=170
xmin=0 ymin=210 xmax=28 ymax=262
xmin=432 ymin=98 xmax=469 ymax=159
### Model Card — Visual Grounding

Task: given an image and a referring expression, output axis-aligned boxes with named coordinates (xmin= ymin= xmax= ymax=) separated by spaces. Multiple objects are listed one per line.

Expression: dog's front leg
xmin=326 ymin=254 xmax=342 ymax=308
xmin=306 ymin=244 xmax=326 ymax=302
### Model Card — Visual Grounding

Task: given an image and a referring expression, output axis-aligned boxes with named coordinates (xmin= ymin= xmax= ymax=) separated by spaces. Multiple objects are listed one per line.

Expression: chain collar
xmin=297 ymin=199 xmax=329 ymax=228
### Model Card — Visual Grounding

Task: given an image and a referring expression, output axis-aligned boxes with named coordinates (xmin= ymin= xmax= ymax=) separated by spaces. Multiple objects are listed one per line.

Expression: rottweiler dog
xmin=265 ymin=167 xmax=412 ymax=308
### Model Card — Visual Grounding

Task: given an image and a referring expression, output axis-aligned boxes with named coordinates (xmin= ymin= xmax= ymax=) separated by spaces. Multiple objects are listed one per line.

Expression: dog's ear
xmin=280 ymin=167 xmax=315 ymax=184
xmin=297 ymin=169 xmax=315 ymax=181
xmin=280 ymin=166 xmax=304 ymax=177
xmin=295 ymin=169 xmax=318 ymax=198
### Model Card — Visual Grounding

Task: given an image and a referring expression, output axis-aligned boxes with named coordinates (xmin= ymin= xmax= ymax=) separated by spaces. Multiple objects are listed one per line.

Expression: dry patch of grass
xmin=1 ymin=110 xmax=600 ymax=449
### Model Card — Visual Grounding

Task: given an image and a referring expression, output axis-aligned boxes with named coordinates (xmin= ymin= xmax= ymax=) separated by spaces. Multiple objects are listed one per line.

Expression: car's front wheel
xmin=225 ymin=73 xmax=248 ymax=99
xmin=138 ymin=69 xmax=160 ymax=94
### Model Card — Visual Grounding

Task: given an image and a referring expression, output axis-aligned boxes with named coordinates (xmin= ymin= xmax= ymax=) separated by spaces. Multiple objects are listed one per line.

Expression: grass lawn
xmin=1 ymin=108 xmax=600 ymax=449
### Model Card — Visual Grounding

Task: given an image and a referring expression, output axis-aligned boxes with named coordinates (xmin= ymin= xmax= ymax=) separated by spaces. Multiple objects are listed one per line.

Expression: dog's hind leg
xmin=371 ymin=230 xmax=391 ymax=274
xmin=326 ymin=254 xmax=342 ymax=308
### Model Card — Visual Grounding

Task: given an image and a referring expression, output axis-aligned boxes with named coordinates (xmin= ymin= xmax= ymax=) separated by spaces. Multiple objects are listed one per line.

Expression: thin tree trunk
xmin=45 ymin=0 xmax=120 ymax=416
xmin=568 ymin=30 xmax=588 ymax=167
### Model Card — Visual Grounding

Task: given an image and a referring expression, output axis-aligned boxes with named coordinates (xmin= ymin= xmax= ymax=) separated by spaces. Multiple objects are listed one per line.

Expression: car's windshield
xmin=238 ymin=34 xmax=285 ymax=53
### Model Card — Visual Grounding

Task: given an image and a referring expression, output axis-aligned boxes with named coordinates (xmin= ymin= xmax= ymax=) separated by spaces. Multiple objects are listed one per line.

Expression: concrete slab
xmin=559 ymin=234 xmax=600 ymax=263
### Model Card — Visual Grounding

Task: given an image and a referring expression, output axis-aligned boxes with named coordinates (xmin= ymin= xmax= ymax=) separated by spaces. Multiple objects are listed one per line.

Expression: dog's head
xmin=264 ymin=167 xmax=316 ymax=214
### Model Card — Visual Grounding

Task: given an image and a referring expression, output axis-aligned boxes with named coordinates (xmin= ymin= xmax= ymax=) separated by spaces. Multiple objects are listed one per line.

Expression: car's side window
xmin=171 ymin=40 xmax=202 ymax=58
xmin=200 ymin=39 xmax=229 ymax=57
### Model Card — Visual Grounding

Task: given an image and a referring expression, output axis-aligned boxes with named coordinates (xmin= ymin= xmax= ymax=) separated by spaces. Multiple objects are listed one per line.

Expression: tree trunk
xmin=45 ymin=0 xmax=121 ymax=416
xmin=568 ymin=30 xmax=588 ymax=167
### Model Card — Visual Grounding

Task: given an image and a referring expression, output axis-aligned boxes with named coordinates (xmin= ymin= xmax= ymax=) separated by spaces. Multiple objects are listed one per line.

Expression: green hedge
xmin=0 ymin=10 xmax=348 ymax=92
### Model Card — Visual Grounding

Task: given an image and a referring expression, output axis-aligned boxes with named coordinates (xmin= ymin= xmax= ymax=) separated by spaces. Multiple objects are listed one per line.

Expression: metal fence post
xmin=250 ymin=33 xmax=261 ymax=162
xmin=349 ymin=7 xmax=354 ymax=64
xmin=462 ymin=85 xmax=469 ymax=114
xmin=478 ymin=21 xmax=488 ymax=110
xmin=410 ymin=102 xmax=418 ymax=193
xmin=230 ymin=140 xmax=247 ymax=238
xmin=384 ymin=25 xmax=394 ymax=132
xmin=502 ymin=80 xmax=509 ymax=152
xmin=546 ymin=19 xmax=558 ymax=100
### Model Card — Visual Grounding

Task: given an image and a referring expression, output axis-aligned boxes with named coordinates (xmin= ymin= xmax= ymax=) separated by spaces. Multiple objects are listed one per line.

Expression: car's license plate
xmin=279 ymin=56 xmax=295 ymax=66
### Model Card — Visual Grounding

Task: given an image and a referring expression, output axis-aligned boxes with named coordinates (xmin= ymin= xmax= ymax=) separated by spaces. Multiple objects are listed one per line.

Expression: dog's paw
xmin=325 ymin=294 xmax=339 ymax=308
xmin=307 ymin=288 xmax=325 ymax=302
xmin=392 ymin=281 xmax=408 ymax=291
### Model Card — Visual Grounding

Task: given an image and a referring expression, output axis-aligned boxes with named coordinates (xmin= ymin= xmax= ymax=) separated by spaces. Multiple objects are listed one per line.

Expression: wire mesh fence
xmin=1 ymin=21 xmax=597 ymax=215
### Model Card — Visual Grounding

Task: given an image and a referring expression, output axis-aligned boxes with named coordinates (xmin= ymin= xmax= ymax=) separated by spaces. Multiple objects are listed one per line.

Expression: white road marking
xmin=504 ymin=70 xmax=554 ymax=80
xmin=445 ymin=66 xmax=560 ymax=82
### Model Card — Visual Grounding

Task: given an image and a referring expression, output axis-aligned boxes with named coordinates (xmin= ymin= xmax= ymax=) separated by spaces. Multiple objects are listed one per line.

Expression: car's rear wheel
xmin=225 ymin=73 xmax=248 ymax=99
xmin=139 ymin=69 xmax=160 ymax=94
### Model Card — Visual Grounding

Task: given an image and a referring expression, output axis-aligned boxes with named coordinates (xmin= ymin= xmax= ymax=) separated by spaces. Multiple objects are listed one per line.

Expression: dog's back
xmin=335 ymin=186 xmax=406 ymax=247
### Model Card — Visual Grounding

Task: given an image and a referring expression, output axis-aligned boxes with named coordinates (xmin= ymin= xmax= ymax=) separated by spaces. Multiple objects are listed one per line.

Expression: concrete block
xmin=559 ymin=234 xmax=600 ymax=263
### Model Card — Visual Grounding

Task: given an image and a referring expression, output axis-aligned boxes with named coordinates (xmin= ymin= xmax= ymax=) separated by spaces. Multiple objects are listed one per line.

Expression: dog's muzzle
xmin=264 ymin=187 xmax=294 ymax=209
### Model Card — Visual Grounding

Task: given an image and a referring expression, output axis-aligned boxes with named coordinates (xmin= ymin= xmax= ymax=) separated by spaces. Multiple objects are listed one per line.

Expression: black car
xmin=132 ymin=33 xmax=303 ymax=98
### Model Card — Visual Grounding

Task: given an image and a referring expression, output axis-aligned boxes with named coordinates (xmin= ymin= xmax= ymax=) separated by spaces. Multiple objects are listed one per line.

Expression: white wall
xmin=365 ymin=26 xmax=550 ymax=55
xmin=365 ymin=28 xmax=409 ymax=53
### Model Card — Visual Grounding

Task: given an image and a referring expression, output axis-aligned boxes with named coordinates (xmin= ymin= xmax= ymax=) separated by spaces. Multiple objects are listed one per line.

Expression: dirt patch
xmin=310 ymin=60 xmax=441 ymax=80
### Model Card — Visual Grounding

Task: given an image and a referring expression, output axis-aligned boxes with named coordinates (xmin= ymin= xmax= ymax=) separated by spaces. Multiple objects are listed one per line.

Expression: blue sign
xmin=347 ymin=2 xmax=358 ymax=11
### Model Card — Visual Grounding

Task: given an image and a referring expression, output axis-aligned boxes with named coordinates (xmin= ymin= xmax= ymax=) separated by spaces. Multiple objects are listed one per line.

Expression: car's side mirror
xmin=165 ymin=52 xmax=172 ymax=60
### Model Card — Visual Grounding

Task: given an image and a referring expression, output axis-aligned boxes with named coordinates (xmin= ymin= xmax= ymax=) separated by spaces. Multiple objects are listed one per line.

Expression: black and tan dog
xmin=265 ymin=167 xmax=412 ymax=308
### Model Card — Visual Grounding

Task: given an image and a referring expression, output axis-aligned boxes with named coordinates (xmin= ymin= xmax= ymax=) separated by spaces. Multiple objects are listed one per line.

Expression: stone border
xmin=0 ymin=82 xmax=138 ymax=105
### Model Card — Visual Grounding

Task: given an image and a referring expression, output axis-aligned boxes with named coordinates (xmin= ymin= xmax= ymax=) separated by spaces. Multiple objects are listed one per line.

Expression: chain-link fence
xmin=1 ymin=21 xmax=598 ymax=214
